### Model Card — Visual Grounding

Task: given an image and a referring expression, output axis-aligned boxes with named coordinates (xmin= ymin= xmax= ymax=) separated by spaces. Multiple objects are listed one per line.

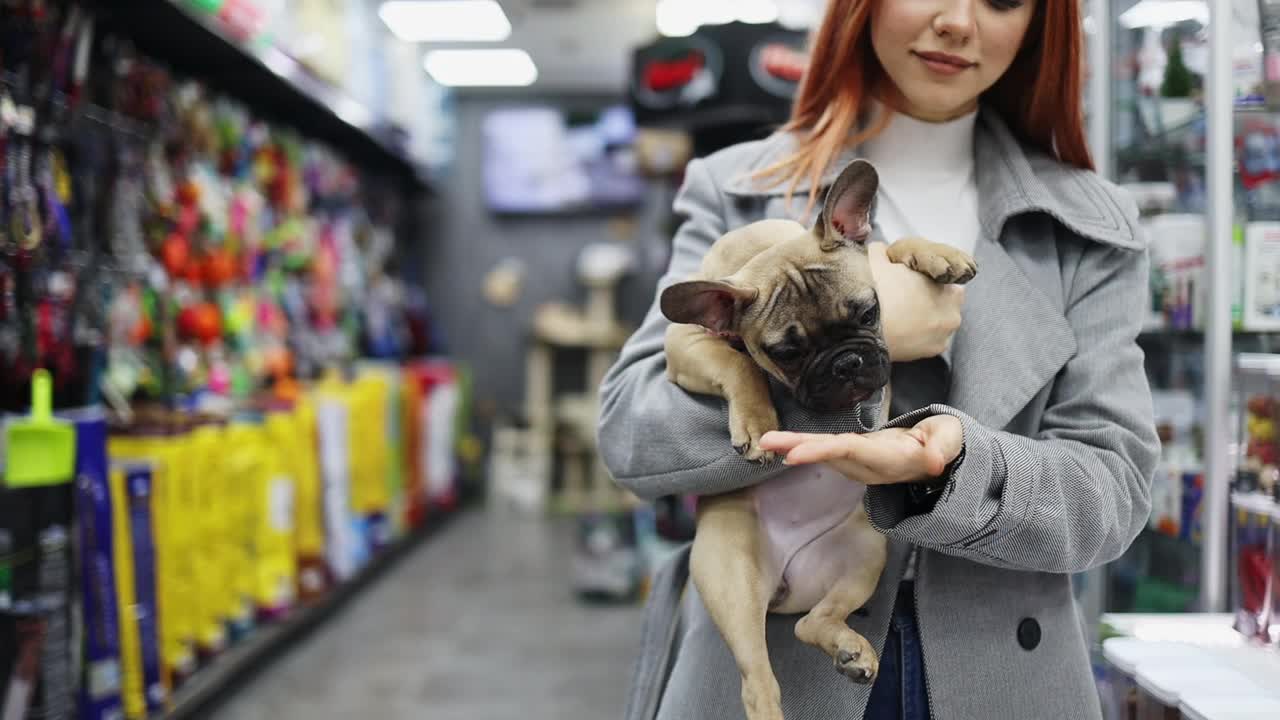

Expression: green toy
xmin=4 ymin=369 xmax=76 ymax=487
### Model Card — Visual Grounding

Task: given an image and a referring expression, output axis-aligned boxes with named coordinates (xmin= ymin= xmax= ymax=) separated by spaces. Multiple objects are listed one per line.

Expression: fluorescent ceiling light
xmin=701 ymin=0 xmax=738 ymax=25
xmin=777 ymin=0 xmax=822 ymax=30
xmin=379 ymin=1 xmax=512 ymax=43
xmin=656 ymin=0 xmax=700 ymax=37
xmin=424 ymin=48 xmax=537 ymax=87
xmin=1118 ymin=0 xmax=1207 ymax=29
xmin=657 ymin=0 xmax=779 ymax=37
xmin=738 ymin=0 xmax=781 ymax=24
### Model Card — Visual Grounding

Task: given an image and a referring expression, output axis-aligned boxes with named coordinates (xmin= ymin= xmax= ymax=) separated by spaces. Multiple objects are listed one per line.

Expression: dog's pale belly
xmin=753 ymin=464 xmax=870 ymax=615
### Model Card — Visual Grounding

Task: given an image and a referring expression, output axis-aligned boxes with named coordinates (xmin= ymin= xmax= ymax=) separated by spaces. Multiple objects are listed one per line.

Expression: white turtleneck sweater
xmin=862 ymin=107 xmax=979 ymax=582
xmin=860 ymin=108 xmax=980 ymax=255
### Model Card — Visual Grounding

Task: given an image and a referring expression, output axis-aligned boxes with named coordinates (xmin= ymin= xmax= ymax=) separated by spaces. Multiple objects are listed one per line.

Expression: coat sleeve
xmin=865 ymin=243 xmax=1159 ymax=574
xmin=596 ymin=159 xmax=880 ymax=501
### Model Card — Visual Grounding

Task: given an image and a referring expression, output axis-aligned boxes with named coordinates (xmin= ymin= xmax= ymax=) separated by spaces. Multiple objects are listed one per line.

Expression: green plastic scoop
xmin=4 ymin=369 xmax=76 ymax=487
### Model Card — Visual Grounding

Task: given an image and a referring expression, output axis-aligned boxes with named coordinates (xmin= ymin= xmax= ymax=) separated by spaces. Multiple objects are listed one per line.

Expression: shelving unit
xmin=1092 ymin=0 xmax=1271 ymax=616
xmin=152 ymin=510 xmax=458 ymax=720
xmin=86 ymin=0 xmax=433 ymax=192
xmin=0 ymin=3 xmax=465 ymax=718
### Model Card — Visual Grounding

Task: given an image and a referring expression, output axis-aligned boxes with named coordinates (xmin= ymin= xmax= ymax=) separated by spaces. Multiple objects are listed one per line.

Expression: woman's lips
xmin=913 ymin=50 xmax=975 ymax=77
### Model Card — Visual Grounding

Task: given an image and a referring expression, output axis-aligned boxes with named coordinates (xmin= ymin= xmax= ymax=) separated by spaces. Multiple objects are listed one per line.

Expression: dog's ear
xmin=816 ymin=159 xmax=878 ymax=252
xmin=660 ymin=279 xmax=758 ymax=333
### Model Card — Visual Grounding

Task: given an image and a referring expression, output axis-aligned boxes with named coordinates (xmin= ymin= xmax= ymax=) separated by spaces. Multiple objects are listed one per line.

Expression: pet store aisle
xmin=211 ymin=508 xmax=644 ymax=720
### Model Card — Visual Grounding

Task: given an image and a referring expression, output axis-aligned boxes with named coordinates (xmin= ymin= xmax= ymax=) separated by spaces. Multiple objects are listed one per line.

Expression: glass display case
xmin=1097 ymin=0 xmax=1280 ymax=617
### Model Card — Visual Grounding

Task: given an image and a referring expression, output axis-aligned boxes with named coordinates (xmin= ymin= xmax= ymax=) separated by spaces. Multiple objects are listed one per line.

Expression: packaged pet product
xmin=353 ymin=361 xmax=408 ymax=542
xmin=384 ymin=369 xmax=408 ymax=540
xmin=1144 ymin=214 xmax=1206 ymax=330
xmin=316 ymin=378 xmax=358 ymax=582
xmin=417 ymin=361 xmax=461 ymax=510
xmin=345 ymin=377 xmax=377 ymax=557
xmin=0 ymin=611 xmax=63 ymax=720
xmin=222 ymin=421 xmax=264 ymax=642
xmin=0 ymin=494 xmax=8 ymax=611
xmin=1244 ymin=222 xmax=1280 ymax=330
xmin=1 ymin=392 xmax=78 ymax=720
xmin=1270 ymin=500 xmax=1280 ymax=645
xmin=109 ymin=425 xmax=196 ymax=688
xmin=350 ymin=370 xmax=393 ymax=551
xmin=1230 ymin=492 xmax=1275 ymax=640
xmin=162 ymin=420 xmax=198 ymax=684
xmin=1234 ymin=355 xmax=1280 ymax=496
xmin=257 ymin=413 xmax=298 ymax=621
xmin=149 ymin=420 xmax=197 ymax=687
xmin=289 ymin=398 xmax=330 ymax=603
xmin=68 ymin=409 xmax=124 ymax=720
xmin=1260 ymin=0 xmax=1280 ymax=110
xmin=186 ymin=422 xmax=228 ymax=658
xmin=209 ymin=421 xmax=243 ymax=648
xmin=108 ymin=461 xmax=166 ymax=719
xmin=1148 ymin=389 xmax=1198 ymax=537
xmin=0 ymin=477 xmax=74 ymax=720
xmin=401 ymin=371 xmax=429 ymax=530
xmin=1180 ymin=471 xmax=1205 ymax=545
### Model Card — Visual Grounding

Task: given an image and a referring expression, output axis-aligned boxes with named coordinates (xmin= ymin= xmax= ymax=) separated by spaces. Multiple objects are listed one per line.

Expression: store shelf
xmin=1139 ymin=327 xmax=1280 ymax=340
xmin=1230 ymin=490 xmax=1280 ymax=517
xmin=154 ymin=508 xmax=459 ymax=720
xmin=87 ymin=0 xmax=432 ymax=192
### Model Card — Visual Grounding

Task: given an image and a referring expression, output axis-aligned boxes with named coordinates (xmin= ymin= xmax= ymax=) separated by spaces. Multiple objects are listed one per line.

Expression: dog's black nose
xmin=833 ymin=352 xmax=864 ymax=379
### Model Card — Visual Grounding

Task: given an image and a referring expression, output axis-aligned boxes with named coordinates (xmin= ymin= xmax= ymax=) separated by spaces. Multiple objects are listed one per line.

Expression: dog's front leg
xmin=664 ymin=324 xmax=779 ymax=462
xmin=692 ymin=490 xmax=785 ymax=720
xmin=793 ymin=506 xmax=887 ymax=684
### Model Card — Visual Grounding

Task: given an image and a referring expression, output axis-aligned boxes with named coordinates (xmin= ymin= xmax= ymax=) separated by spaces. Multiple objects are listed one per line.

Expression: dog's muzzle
xmin=798 ymin=343 xmax=890 ymax=411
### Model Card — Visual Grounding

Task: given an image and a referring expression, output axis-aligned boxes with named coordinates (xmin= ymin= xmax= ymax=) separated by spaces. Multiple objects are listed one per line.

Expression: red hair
xmin=754 ymin=0 xmax=1094 ymax=215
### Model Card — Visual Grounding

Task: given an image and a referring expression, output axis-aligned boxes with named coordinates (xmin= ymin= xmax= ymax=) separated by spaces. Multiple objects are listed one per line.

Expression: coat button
xmin=1017 ymin=618 xmax=1041 ymax=650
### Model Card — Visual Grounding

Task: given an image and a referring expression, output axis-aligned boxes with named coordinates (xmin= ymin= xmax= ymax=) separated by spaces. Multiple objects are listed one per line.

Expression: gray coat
xmin=597 ymin=106 xmax=1160 ymax=720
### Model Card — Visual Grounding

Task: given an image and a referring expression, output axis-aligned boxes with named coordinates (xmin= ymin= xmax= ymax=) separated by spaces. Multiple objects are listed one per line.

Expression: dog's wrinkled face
xmin=662 ymin=160 xmax=891 ymax=412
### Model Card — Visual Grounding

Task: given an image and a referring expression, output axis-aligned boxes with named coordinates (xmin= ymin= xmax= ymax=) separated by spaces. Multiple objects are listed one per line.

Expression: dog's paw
xmin=729 ymin=397 xmax=780 ymax=464
xmin=834 ymin=639 xmax=878 ymax=685
xmin=735 ymin=442 xmax=777 ymax=464
xmin=887 ymin=238 xmax=977 ymax=285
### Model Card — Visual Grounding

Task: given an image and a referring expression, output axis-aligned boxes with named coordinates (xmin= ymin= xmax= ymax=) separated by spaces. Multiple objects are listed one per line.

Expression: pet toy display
xmin=0 ymin=2 xmax=468 ymax=719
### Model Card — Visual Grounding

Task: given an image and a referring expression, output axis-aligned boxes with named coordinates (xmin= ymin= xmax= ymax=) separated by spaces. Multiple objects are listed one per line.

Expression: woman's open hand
xmin=869 ymin=242 xmax=965 ymax=362
xmin=759 ymin=415 xmax=964 ymax=486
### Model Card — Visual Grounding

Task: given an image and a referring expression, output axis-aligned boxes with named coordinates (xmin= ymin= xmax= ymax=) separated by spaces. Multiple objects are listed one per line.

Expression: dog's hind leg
xmin=792 ymin=507 xmax=888 ymax=684
xmin=692 ymin=491 xmax=785 ymax=720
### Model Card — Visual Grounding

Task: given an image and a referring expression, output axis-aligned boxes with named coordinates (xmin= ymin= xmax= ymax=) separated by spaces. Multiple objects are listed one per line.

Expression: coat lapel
xmin=945 ymin=231 xmax=1075 ymax=429
xmin=723 ymin=104 xmax=1140 ymax=430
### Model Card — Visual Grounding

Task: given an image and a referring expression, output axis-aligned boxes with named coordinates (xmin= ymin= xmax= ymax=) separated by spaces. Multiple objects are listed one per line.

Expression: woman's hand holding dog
xmin=759 ymin=415 xmax=964 ymax=486
xmin=868 ymin=241 xmax=965 ymax=362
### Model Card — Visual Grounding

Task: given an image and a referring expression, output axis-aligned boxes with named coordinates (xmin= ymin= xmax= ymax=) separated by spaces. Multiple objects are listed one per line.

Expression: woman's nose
xmin=933 ymin=0 xmax=977 ymax=41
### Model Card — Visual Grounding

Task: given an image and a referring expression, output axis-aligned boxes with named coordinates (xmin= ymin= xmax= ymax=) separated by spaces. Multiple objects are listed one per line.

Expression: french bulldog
xmin=659 ymin=159 xmax=976 ymax=720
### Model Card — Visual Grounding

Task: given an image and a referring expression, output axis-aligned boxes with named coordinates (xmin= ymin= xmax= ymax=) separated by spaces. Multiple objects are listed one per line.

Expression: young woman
xmin=598 ymin=0 xmax=1159 ymax=718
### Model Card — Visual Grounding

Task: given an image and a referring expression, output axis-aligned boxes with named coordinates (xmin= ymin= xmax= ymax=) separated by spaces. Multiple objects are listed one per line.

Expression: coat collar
xmin=722 ymin=105 xmax=1141 ymax=252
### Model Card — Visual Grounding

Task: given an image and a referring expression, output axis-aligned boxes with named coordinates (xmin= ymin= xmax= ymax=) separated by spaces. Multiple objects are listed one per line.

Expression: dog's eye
xmin=769 ymin=344 xmax=805 ymax=363
xmin=859 ymin=303 xmax=879 ymax=327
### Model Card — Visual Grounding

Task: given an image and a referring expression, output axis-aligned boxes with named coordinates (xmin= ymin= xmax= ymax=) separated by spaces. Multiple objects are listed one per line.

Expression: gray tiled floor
xmin=212 ymin=507 xmax=644 ymax=720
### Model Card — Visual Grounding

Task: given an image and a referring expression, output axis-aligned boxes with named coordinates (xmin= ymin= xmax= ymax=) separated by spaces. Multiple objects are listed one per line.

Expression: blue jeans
xmin=864 ymin=583 xmax=931 ymax=720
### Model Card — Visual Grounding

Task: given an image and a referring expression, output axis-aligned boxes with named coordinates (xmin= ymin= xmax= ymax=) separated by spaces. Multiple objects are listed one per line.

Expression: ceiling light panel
xmin=379 ymin=1 xmax=513 ymax=43
xmin=424 ymin=48 xmax=539 ymax=87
